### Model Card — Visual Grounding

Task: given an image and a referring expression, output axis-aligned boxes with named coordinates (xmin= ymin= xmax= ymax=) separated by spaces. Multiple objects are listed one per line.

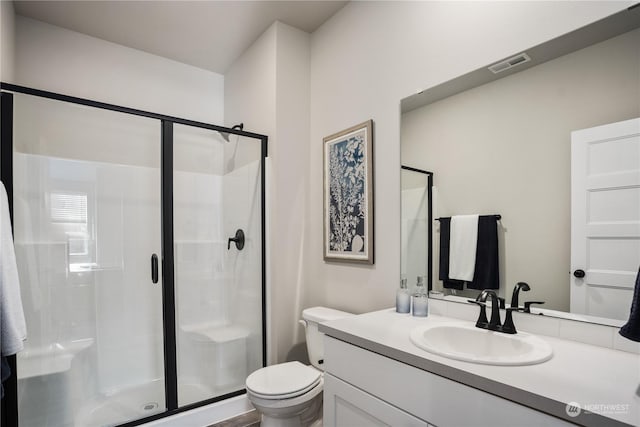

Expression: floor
xmin=209 ymin=410 xmax=261 ymax=427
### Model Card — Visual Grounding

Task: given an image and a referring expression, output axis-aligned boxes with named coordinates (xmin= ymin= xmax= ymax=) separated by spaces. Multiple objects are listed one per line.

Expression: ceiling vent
xmin=488 ymin=53 xmax=531 ymax=74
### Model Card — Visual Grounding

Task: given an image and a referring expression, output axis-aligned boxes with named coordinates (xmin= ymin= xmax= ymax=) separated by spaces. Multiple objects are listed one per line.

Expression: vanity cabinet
xmin=324 ymin=374 xmax=431 ymax=427
xmin=323 ymin=336 xmax=572 ymax=427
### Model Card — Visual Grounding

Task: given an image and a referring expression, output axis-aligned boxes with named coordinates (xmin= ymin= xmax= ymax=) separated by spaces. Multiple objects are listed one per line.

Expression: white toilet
xmin=245 ymin=306 xmax=352 ymax=427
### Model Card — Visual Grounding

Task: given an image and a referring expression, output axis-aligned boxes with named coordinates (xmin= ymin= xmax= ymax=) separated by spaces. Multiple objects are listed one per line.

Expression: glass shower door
xmin=173 ymin=124 xmax=263 ymax=406
xmin=12 ymin=93 xmax=166 ymax=427
xmin=401 ymin=167 xmax=432 ymax=293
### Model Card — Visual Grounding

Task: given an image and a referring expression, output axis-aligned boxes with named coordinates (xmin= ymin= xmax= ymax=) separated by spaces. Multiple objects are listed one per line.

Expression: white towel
xmin=0 ymin=182 xmax=27 ymax=356
xmin=448 ymin=214 xmax=479 ymax=282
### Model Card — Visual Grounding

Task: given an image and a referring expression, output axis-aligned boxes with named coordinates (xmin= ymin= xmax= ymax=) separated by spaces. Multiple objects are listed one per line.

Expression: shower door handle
xmin=151 ymin=254 xmax=159 ymax=284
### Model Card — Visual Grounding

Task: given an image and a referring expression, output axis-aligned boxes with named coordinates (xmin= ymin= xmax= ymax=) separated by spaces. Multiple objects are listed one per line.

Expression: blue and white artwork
xmin=324 ymin=121 xmax=373 ymax=263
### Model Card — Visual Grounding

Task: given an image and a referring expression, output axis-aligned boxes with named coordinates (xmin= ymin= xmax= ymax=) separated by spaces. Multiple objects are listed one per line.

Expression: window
xmin=50 ymin=191 xmax=94 ymax=268
xmin=50 ymin=192 xmax=88 ymax=223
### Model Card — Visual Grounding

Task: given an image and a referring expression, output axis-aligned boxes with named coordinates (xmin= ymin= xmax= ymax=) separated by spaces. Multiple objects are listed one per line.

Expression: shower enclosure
xmin=0 ymin=84 xmax=267 ymax=427
xmin=400 ymin=166 xmax=433 ymax=292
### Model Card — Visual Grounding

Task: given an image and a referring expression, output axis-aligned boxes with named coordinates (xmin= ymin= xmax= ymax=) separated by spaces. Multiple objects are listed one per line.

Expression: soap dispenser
xmin=396 ymin=278 xmax=411 ymax=313
xmin=412 ymin=276 xmax=429 ymax=317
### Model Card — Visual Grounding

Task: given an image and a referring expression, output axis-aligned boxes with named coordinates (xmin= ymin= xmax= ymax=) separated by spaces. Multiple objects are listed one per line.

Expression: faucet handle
xmin=523 ymin=301 xmax=545 ymax=313
xmin=468 ymin=300 xmax=489 ymax=328
xmin=500 ymin=307 xmax=525 ymax=334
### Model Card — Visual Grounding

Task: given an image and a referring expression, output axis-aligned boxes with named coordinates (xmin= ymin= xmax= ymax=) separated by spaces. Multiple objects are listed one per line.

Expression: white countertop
xmin=320 ymin=308 xmax=640 ymax=427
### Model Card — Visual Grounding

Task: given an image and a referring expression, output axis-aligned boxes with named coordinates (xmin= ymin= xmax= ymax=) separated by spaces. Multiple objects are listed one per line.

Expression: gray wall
xmin=401 ymin=28 xmax=640 ymax=311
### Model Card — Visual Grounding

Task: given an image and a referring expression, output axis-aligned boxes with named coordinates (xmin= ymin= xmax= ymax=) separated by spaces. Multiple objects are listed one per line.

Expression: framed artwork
xmin=323 ymin=120 xmax=374 ymax=264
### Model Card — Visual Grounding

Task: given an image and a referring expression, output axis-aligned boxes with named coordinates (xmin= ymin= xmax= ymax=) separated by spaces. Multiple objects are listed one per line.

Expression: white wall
xmin=15 ymin=16 xmax=224 ymax=123
xmin=225 ymin=24 xmax=277 ymax=137
xmin=1 ymin=0 xmax=15 ymax=83
xmin=402 ymin=28 xmax=640 ymax=312
xmin=305 ymin=1 xmax=633 ymax=315
xmin=225 ymin=21 xmax=310 ymax=364
xmin=272 ymin=23 xmax=311 ymax=363
xmin=225 ymin=23 xmax=277 ymax=364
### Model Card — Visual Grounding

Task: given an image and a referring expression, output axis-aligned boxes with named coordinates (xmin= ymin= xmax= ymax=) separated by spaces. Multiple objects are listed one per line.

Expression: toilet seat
xmin=246 ymin=362 xmax=321 ymax=400
xmin=248 ymin=377 xmax=321 ymax=400
xmin=247 ymin=377 xmax=324 ymax=411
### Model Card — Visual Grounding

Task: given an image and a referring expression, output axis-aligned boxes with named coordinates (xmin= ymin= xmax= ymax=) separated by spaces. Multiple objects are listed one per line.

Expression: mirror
xmin=401 ymin=167 xmax=433 ymax=294
xmin=400 ymin=8 xmax=640 ymax=325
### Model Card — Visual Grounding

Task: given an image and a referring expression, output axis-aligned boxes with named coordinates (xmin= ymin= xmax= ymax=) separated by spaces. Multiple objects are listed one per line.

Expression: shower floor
xmin=75 ymin=379 xmax=214 ymax=427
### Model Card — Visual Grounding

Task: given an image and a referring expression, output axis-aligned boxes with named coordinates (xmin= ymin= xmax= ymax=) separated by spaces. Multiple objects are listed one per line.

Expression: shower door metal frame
xmin=0 ymin=83 xmax=268 ymax=427
xmin=401 ymin=165 xmax=434 ymax=291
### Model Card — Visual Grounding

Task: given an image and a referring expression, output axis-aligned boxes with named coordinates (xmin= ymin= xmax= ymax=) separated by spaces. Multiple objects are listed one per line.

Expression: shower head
xmin=219 ymin=123 xmax=244 ymax=142
xmin=222 ymin=123 xmax=244 ymax=173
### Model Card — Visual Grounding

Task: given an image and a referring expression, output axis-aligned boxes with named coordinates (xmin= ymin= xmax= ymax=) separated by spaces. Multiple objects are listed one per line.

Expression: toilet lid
xmin=246 ymin=362 xmax=321 ymax=399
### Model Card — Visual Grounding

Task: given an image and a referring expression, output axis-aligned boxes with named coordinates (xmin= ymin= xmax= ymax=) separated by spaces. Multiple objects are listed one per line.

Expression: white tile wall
xmin=558 ymin=320 xmax=614 ymax=348
xmin=613 ymin=331 xmax=640 ymax=354
xmin=513 ymin=312 xmax=560 ymax=337
xmin=445 ymin=300 xmax=479 ymax=322
xmin=427 ymin=299 xmax=447 ymax=316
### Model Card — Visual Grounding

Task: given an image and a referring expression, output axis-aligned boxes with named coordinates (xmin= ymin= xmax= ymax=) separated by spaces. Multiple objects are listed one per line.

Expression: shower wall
xmin=222 ymin=159 xmax=262 ymax=373
xmin=173 ymin=124 xmax=263 ymax=407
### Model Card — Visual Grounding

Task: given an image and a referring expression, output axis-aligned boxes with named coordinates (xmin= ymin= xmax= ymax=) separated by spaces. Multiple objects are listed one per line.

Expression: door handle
xmin=573 ymin=269 xmax=585 ymax=278
xmin=151 ymin=254 xmax=159 ymax=283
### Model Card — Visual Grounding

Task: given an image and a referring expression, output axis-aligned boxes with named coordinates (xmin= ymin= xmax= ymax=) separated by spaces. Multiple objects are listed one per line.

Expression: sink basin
xmin=410 ymin=323 xmax=553 ymax=366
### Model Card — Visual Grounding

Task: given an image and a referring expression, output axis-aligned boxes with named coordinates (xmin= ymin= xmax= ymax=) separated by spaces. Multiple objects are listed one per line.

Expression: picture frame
xmin=323 ymin=119 xmax=374 ymax=264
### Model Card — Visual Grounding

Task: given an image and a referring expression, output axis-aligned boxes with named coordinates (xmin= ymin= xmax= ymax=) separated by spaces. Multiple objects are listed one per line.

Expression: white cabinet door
xmin=324 ymin=374 xmax=429 ymax=427
xmin=571 ymin=118 xmax=640 ymax=319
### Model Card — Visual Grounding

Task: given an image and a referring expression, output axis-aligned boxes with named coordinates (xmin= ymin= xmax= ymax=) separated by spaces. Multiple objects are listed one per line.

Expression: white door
xmin=571 ymin=118 xmax=640 ymax=320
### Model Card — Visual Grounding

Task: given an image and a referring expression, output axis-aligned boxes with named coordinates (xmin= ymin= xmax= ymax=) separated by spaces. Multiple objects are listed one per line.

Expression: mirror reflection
xmin=400 ymin=13 xmax=640 ymax=324
xmin=401 ymin=167 xmax=433 ymax=294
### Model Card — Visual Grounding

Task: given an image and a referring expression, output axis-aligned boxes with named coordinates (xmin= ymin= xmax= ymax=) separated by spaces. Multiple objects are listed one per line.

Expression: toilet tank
xmin=302 ymin=307 xmax=352 ymax=370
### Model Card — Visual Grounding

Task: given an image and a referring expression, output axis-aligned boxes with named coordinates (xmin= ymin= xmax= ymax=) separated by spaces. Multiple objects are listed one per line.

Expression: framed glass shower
xmin=0 ymin=83 xmax=267 ymax=427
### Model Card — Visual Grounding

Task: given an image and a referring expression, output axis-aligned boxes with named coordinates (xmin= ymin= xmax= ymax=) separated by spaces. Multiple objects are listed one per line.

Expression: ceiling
xmin=13 ymin=0 xmax=348 ymax=74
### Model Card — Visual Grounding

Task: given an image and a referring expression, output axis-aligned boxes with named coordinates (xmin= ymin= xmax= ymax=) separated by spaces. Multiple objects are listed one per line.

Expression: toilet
xmin=245 ymin=307 xmax=352 ymax=427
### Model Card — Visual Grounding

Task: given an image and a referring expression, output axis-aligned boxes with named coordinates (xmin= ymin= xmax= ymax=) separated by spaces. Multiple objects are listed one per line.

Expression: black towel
xmin=439 ymin=218 xmax=463 ymax=290
xmin=619 ymin=266 xmax=640 ymax=342
xmin=439 ymin=216 xmax=499 ymax=290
